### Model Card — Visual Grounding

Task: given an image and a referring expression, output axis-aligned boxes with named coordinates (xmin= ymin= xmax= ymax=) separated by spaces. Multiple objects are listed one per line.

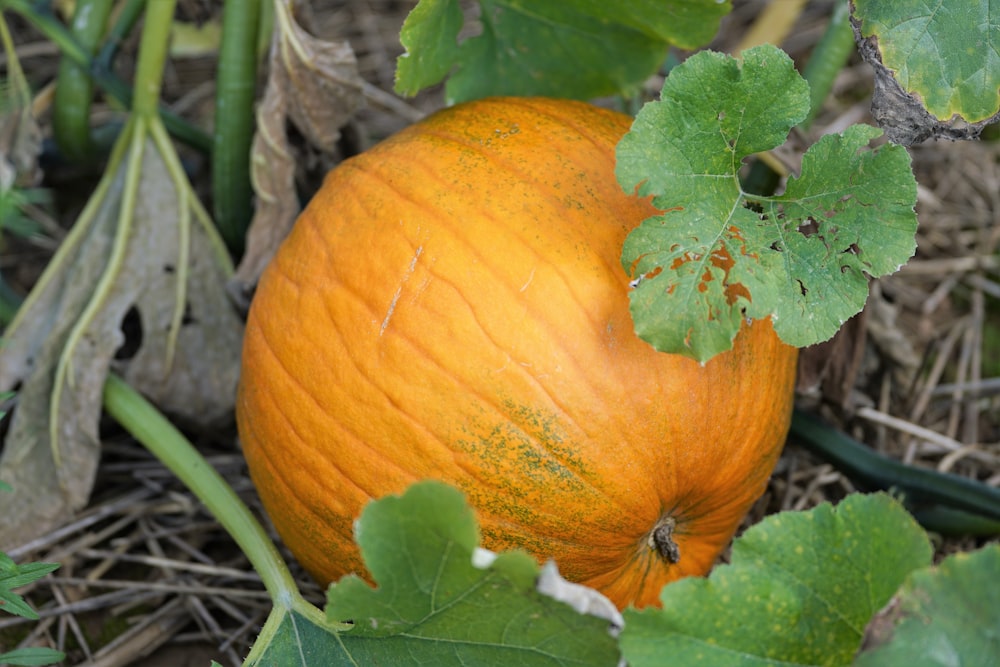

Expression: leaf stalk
xmin=101 ymin=373 xmax=301 ymax=603
xmin=0 ymin=0 xmax=212 ymax=152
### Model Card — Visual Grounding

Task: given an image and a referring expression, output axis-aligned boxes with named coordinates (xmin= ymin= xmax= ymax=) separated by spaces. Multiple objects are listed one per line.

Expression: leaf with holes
xmin=617 ymin=44 xmax=918 ymax=362
xmin=0 ymin=133 xmax=242 ymax=551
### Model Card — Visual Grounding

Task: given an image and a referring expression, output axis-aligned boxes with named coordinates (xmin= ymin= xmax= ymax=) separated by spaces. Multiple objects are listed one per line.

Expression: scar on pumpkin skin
xmin=380 ymin=245 xmax=424 ymax=335
xmin=519 ymin=267 xmax=536 ymax=292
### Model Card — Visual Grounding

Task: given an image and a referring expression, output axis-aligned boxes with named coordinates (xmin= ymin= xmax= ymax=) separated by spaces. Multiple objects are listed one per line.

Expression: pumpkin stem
xmin=650 ymin=516 xmax=681 ymax=564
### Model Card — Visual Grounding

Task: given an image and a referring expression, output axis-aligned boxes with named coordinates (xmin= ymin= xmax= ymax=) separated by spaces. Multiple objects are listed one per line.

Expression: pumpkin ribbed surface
xmin=237 ymin=96 xmax=798 ymax=609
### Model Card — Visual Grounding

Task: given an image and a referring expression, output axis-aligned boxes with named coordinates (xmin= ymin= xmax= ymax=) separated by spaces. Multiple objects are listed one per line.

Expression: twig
xmin=7 ymin=488 xmax=156 ymax=560
xmin=74 ymin=549 xmax=262 ymax=581
xmin=931 ymin=377 xmax=1000 ymax=396
xmin=42 ymin=577 xmax=271 ymax=600
xmin=85 ymin=597 xmax=190 ymax=667
xmin=897 ymin=255 xmax=1000 ymax=275
xmin=859 ymin=406 xmax=972 ymax=454
xmin=49 ymin=582 xmax=93 ymax=661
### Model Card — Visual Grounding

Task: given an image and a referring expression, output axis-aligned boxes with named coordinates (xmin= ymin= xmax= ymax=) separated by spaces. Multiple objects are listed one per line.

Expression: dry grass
xmin=2 ymin=1 xmax=998 ymax=664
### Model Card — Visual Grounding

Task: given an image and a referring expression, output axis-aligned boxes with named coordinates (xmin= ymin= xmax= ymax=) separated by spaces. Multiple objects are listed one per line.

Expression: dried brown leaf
xmin=797 ymin=308 xmax=869 ymax=411
xmin=0 ymin=136 xmax=242 ymax=548
xmin=115 ymin=143 xmax=242 ymax=424
xmin=274 ymin=1 xmax=362 ymax=153
xmin=233 ymin=74 xmax=299 ymax=303
xmin=233 ymin=0 xmax=363 ymax=298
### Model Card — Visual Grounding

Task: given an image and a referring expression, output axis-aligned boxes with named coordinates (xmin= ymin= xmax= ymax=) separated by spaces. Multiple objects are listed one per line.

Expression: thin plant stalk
xmin=95 ymin=0 xmax=148 ymax=71
xmin=131 ymin=0 xmax=176 ymax=116
xmin=101 ymin=373 xmax=300 ymax=602
xmin=735 ymin=0 xmax=808 ymax=54
xmin=0 ymin=0 xmax=211 ymax=152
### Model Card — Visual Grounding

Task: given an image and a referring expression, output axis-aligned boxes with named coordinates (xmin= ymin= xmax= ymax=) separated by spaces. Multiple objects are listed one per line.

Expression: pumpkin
xmin=236 ymin=96 xmax=798 ymax=609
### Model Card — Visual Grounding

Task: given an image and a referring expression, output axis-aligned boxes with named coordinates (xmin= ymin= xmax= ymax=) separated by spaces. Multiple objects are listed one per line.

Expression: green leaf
xmin=0 ymin=647 xmax=66 ymax=666
xmin=395 ymin=0 xmax=731 ymax=103
xmin=394 ymin=0 xmax=464 ymax=97
xmin=852 ymin=0 xmax=1000 ymax=125
xmin=1 ymin=560 xmax=60 ymax=591
xmin=243 ymin=602 xmax=352 ymax=666
xmin=326 ymin=481 xmax=621 ymax=665
xmin=617 ymin=44 xmax=918 ymax=362
xmin=0 ymin=185 xmax=47 ymax=238
xmin=856 ymin=544 xmax=1000 ymax=667
xmin=246 ymin=482 xmax=621 ymax=665
xmin=1 ymin=559 xmax=59 ymax=620
xmin=620 ymin=493 xmax=933 ymax=666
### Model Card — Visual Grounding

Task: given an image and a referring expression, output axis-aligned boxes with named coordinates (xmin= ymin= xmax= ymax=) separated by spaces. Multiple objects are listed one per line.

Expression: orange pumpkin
xmin=237 ymin=97 xmax=798 ymax=609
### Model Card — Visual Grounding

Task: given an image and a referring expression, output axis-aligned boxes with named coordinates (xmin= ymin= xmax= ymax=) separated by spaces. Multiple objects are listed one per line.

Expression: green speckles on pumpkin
xmin=448 ymin=399 xmax=611 ymax=556
xmin=503 ymin=399 xmax=596 ymax=472
xmin=454 ymin=398 xmax=595 ymax=494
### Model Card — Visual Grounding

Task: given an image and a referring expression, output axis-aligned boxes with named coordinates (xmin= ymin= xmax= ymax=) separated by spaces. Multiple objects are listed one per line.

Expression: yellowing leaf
xmin=852 ymin=0 xmax=1000 ymax=144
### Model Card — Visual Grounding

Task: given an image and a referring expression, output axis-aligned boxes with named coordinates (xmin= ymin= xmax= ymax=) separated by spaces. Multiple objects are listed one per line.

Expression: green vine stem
xmin=742 ymin=3 xmax=857 ymax=195
xmin=101 ymin=373 xmax=300 ymax=603
xmin=908 ymin=504 xmax=1000 ymax=538
xmin=799 ymin=0 xmax=856 ymax=129
xmin=52 ymin=0 xmax=114 ymax=161
xmin=213 ymin=0 xmax=263 ymax=256
xmin=0 ymin=0 xmax=211 ymax=152
xmin=47 ymin=115 xmax=143 ymax=464
xmin=790 ymin=409 xmax=1000 ymax=530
